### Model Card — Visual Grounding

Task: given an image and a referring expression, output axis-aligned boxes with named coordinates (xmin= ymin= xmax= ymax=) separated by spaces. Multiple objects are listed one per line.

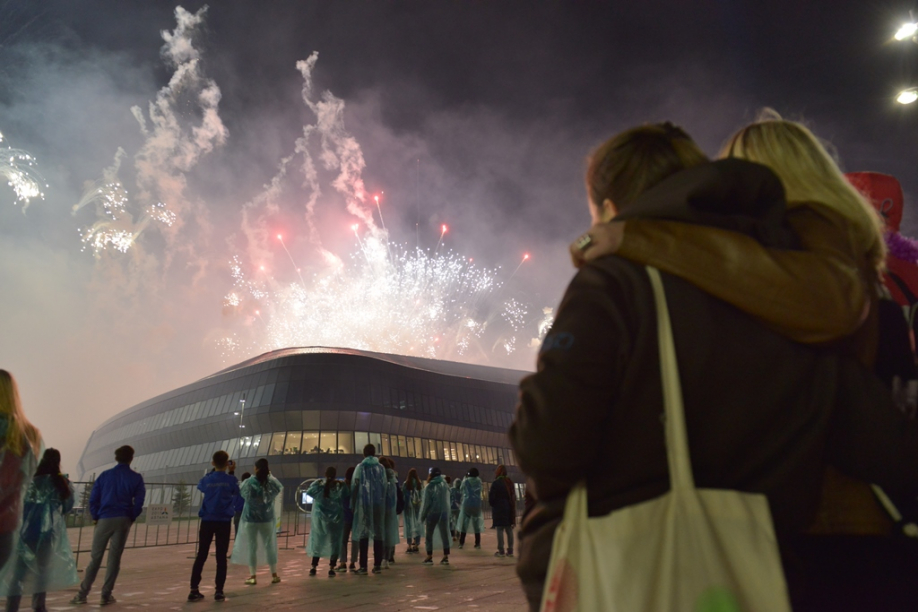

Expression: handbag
xmin=540 ymin=266 xmax=792 ymax=612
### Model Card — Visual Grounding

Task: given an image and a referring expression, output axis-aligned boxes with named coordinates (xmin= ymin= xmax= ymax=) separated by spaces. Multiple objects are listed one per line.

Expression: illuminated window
xmin=302 ymin=431 xmax=320 ymax=454
xmin=337 ymin=431 xmax=355 ymax=455
xmin=283 ymin=431 xmax=302 ymax=455
xmin=268 ymin=432 xmax=286 ymax=456
xmin=355 ymin=432 xmax=369 ymax=452
xmin=320 ymin=431 xmax=337 ymax=454
xmin=380 ymin=433 xmax=392 ymax=456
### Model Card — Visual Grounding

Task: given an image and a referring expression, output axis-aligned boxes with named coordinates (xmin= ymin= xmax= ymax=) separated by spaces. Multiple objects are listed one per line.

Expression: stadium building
xmin=77 ymin=347 xmax=530 ymax=505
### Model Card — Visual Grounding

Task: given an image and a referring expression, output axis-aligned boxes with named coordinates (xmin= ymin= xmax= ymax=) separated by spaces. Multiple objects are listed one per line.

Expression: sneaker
xmin=474 ymin=545 xmax=481 ymax=549
xmin=328 ymin=569 xmax=336 ymax=577
xmin=214 ymin=592 xmax=225 ymax=602
xmin=381 ymin=560 xmax=389 ymax=569
xmin=244 ymin=577 xmax=257 ymax=585
xmin=458 ymin=544 xmax=464 ymax=549
xmin=100 ymin=595 xmax=117 ymax=606
xmin=494 ymin=551 xmax=506 ymax=557
xmin=423 ymin=556 xmax=433 ymax=565
xmin=355 ymin=567 xmax=368 ymax=575
xmin=336 ymin=562 xmax=347 ymax=571
xmin=188 ymin=590 xmax=205 ymax=602
xmin=70 ymin=594 xmax=88 ymax=605
xmin=348 ymin=563 xmax=357 ymax=572
xmin=372 ymin=566 xmax=381 ymax=574
xmin=440 ymin=557 xmax=449 ymax=565
xmin=271 ymin=575 xmax=281 ymax=584
xmin=388 ymin=556 xmax=395 ymax=564
xmin=507 ymin=550 xmax=514 ymax=557
xmin=309 ymin=567 xmax=317 ymax=576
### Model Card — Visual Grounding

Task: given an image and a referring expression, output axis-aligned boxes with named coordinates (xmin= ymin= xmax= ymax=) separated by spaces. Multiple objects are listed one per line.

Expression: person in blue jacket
xmin=0 ymin=448 xmax=78 ymax=612
xmin=336 ymin=467 xmax=356 ymax=572
xmin=350 ymin=444 xmax=387 ymax=574
xmin=420 ymin=467 xmax=451 ymax=565
xmin=71 ymin=445 xmax=145 ymax=606
xmin=187 ymin=450 xmax=240 ymax=602
xmin=306 ymin=466 xmax=345 ymax=577
xmin=457 ymin=468 xmax=484 ymax=549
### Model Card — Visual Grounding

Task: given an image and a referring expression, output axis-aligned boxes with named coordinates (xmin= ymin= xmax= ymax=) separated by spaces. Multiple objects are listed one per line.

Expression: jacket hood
xmin=615 ymin=158 xmax=796 ymax=249
xmin=428 ymin=475 xmax=445 ymax=486
xmin=846 ymin=171 xmax=904 ymax=233
xmin=361 ymin=456 xmax=380 ymax=466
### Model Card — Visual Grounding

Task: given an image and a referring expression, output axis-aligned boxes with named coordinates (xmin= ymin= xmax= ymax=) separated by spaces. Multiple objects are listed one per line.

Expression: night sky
xmin=2 ymin=1 xmax=916 ymax=475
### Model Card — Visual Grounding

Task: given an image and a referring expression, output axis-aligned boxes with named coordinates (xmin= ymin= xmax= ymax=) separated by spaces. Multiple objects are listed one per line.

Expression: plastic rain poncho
xmin=420 ymin=476 xmax=451 ymax=552
xmin=0 ymin=475 xmax=77 ymax=597
xmin=305 ymin=479 xmax=344 ymax=559
xmin=457 ymin=476 xmax=485 ymax=534
xmin=402 ymin=481 xmax=423 ymax=540
xmin=449 ymin=478 xmax=462 ymax=533
xmin=383 ymin=469 xmax=401 ymax=548
xmin=350 ymin=457 xmax=387 ymax=541
xmin=231 ymin=474 xmax=282 ymax=567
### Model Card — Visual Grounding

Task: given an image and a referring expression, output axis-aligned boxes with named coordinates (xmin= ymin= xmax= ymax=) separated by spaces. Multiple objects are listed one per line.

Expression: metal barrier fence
xmin=66 ymin=480 xmax=525 ymax=567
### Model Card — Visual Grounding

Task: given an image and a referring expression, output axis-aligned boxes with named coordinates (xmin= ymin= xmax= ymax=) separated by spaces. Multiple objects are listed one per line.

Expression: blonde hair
xmin=720 ymin=110 xmax=886 ymax=273
xmin=0 ymin=370 xmax=41 ymax=457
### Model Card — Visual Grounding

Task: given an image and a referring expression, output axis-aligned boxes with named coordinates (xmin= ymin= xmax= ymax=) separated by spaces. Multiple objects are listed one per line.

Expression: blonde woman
xmin=571 ymin=111 xmax=884 ymax=349
xmin=0 ymin=371 xmax=41 ymax=571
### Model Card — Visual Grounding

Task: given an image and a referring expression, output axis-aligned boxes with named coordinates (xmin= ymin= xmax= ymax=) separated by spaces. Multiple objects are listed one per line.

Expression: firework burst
xmin=0 ymin=131 xmax=46 ymax=212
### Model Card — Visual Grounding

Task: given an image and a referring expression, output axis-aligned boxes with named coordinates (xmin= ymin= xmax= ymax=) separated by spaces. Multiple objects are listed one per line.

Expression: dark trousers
xmin=311 ymin=555 xmax=338 ymax=568
xmin=459 ymin=531 xmax=481 ymax=546
xmin=358 ymin=538 xmax=384 ymax=569
xmin=425 ymin=518 xmax=451 ymax=555
xmin=233 ymin=512 xmax=241 ymax=538
xmin=190 ymin=520 xmax=231 ymax=591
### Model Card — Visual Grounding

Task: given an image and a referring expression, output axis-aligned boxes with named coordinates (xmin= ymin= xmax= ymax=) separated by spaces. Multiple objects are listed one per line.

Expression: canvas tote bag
xmin=540 ymin=266 xmax=792 ymax=612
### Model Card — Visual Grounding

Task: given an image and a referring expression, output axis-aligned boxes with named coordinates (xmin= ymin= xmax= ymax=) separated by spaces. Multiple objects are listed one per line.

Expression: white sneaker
xmin=381 ymin=560 xmax=389 ymax=569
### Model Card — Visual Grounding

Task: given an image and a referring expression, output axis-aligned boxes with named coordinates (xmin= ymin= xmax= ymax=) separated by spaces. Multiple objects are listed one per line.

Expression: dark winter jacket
xmin=509 ymin=160 xmax=918 ymax=608
xmin=489 ymin=477 xmax=515 ymax=527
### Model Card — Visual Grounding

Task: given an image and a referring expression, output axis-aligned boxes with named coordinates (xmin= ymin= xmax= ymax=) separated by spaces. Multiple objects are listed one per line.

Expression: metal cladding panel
xmin=369 ymin=413 xmax=384 ymax=432
xmin=320 ymin=410 xmax=339 ymax=429
xmin=285 ymin=410 xmax=304 ymax=431
xmin=268 ymin=411 xmax=286 ymax=432
xmin=255 ymin=412 xmax=272 ymax=434
xmin=303 ymin=410 xmax=320 ymax=429
xmin=338 ymin=411 xmax=356 ymax=430
xmin=355 ymin=412 xmax=371 ymax=431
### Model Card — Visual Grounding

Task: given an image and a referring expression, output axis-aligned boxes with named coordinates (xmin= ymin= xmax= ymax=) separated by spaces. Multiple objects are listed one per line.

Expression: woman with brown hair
xmin=0 ymin=371 xmax=41 ymax=572
xmin=402 ymin=468 xmax=423 ymax=553
xmin=510 ymin=122 xmax=917 ymax=610
xmin=230 ymin=458 xmax=282 ymax=585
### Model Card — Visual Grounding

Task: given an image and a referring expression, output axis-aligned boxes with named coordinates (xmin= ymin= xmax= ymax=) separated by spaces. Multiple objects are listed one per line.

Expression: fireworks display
xmin=223 ymin=231 xmax=545 ymax=363
xmin=0 ymin=131 xmax=46 ymax=212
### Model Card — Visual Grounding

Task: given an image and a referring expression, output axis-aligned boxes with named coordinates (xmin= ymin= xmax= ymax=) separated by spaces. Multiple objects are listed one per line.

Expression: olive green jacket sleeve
xmin=616 ymin=203 xmax=869 ymax=343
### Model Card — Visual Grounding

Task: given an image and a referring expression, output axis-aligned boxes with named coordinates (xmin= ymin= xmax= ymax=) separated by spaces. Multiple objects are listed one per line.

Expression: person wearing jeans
xmin=188 ymin=451 xmax=239 ymax=602
xmin=71 ymin=445 xmax=145 ymax=606
xmin=489 ymin=465 xmax=516 ymax=557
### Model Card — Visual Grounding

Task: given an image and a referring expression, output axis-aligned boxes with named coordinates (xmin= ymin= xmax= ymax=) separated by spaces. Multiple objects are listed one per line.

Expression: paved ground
xmin=44 ymin=529 xmax=529 ymax=611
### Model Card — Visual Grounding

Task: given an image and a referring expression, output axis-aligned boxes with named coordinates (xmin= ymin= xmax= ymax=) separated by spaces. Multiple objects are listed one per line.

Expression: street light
xmin=895 ymin=21 xmax=918 ymax=41
xmin=897 ymin=88 xmax=918 ymax=104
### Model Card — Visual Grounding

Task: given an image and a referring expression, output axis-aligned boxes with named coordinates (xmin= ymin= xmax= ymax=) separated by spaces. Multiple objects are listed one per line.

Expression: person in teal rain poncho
xmin=379 ymin=457 xmax=400 ymax=568
xmin=402 ymin=468 xmax=423 ymax=553
xmin=457 ymin=468 xmax=485 ymax=549
xmin=231 ymin=458 xmax=283 ymax=585
xmin=449 ymin=477 xmax=461 ymax=540
xmin=306 ymin=466 xmax=345 ymax=577
xmin=420 ymin=467 xmax=451 ymax=565
xmin=0 ymin=370 xmax=42 ymax=574
xmin=1 ymin=448 xmax=77 ymax=612
xmin=351 ymin=444 xmax=387 ymax=574
xmin=336 ymin=467 xmax=357 ymax=573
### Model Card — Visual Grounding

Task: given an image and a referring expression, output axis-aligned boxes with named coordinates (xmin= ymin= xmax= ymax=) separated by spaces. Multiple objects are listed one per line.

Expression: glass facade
xmin=77 ymin=348 xmax=528 ymax=504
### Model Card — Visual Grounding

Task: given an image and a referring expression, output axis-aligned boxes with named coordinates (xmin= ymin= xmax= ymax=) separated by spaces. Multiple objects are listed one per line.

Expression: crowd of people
xmin=0 ymin=373 xmax=517 ymax=608
xmin=5 ymin=110 xmax=918 ymax=611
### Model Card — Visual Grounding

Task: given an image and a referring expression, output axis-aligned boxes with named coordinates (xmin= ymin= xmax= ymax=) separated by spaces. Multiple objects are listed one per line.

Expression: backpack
xmin=396 ymin=482 xmax=404 ymax=515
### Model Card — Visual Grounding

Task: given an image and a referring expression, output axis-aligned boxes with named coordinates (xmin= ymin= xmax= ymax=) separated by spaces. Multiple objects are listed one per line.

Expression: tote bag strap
xmin=646 ymin=266 xmax=695 ymax=491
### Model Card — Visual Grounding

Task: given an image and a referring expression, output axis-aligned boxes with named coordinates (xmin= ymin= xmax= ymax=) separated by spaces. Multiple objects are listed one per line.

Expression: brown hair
xmin=324 ymin=465 xmax=338 ymax=498
xmin=405 ymin=468 xmax=421 ymax=491
xmin=0 ymin=370 xmax=41 ymax=457
xmin=114 ymin=445 xmax=134 ymax=464
xmin=586 ymin=122 xmax=708 ymax=213
xmin=212 ymin=450 xmax=229 ymax=469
